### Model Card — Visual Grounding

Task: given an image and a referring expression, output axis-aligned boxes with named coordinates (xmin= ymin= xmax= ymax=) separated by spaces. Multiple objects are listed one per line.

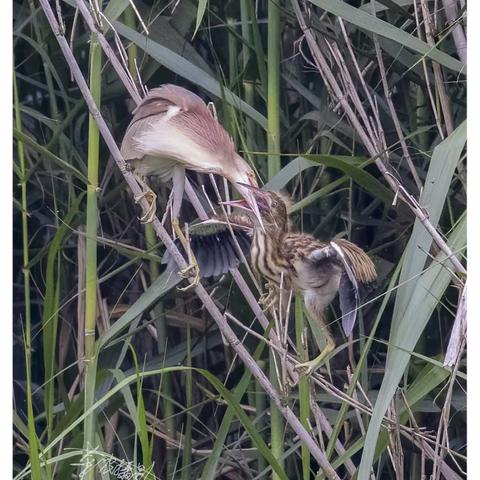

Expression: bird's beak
xmin=230 ymin=182 xmax=266 ymax=231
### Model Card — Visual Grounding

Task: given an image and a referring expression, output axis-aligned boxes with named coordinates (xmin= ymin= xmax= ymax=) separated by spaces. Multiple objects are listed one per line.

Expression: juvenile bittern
xmin=120 ymin=84 xmax=261 ymax=284
xmin=165 ymin=189 xmax=377 ymax=375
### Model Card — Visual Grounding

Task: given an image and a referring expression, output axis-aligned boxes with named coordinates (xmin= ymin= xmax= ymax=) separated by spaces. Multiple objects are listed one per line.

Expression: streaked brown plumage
xmin=247 ymin=191 xmax=376 ymax=374
xmin=164 ymin=189 xmax=376 ymax=374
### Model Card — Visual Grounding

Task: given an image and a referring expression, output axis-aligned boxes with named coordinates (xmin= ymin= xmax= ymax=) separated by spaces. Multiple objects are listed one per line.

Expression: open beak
xmin=230 ymin=182 xmax=266 ymax=231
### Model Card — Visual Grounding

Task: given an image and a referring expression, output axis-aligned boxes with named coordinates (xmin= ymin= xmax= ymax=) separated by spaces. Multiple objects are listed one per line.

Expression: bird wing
xmin=330 ymin=241 xmax=376 ymax=335
xmin=121 ymin=84 xmax=205 ymax=162
xmin=120 ymin=84 xmax=236 ymax=175
xmin=305 ymin=239 xmax=376 ymax=336
xmin=130 ymin=84 xmax=208 ymax=124
xmin=162 ymin=215 xmax=253 ymax=278
xmin=328 ymin=242 xmax=361 ymax=336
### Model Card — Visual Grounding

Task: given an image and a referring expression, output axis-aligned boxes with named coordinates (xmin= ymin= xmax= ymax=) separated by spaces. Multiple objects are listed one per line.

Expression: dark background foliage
xmin=13 ymin=0 xmax=466 ymax=479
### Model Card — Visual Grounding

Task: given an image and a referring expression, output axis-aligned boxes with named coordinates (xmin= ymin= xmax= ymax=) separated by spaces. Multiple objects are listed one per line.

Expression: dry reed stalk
xmin=291 ymin=0 xmax=466 ymax=277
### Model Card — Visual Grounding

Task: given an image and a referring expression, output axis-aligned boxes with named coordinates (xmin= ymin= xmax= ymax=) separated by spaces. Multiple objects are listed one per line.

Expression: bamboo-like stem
xmin=82 ymin=19 xmax=102 ymax=479
xmin=240 ymin=0 xmax=256 ymax=154
xmin=181 ymin=324 xmax=193 ymax=480
xmin=267 ymin=3 xmax=284 ymax=472
xmin=269 ymin=350 xmax=285 ymax=480
xmin=245 ymin=0 xmax=267 ymax=91
xmin=14 ymin=69 xmax=42 ymax=480
xmin=38 ymin=3 xmax=339 ymax=477
xmin=124 ymin=5 xmax=137 ymax=78
xmin=267 ymin=0 xmax=282 ymax=179
xmin=255 ymin=360 xmax=268 ymax=473
xmin=295 ymin=297 xmax=311 ymax=480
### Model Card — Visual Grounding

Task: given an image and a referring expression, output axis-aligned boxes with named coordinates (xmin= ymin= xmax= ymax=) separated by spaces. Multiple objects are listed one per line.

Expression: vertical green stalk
xmin=14 ymin=70 xmax=42 ymax=480
xmin=267 ymin=0 xmax=281 ymax=179
xmin=245 ymin=0 xmax=267 ymax=91
xmin=416 ymin=86 xmax=429 ymax=152
xmin=181 ymin=325 xmax=192 ymax=480
xmin=240 ymin=0 xmax=256 ymax=153
xmin=269 ymin=351 xmax=284 ymax=480
xmin=131 ymin=348 xmax=154 ymax=478
xmin=124 ymin=6 xmax=138 ymax=78
xmin=82 ymin=25 xmax=102 ymax=479
xmin=267 ymin=2 xmax=283 ymax=475
xmin=227 ymin=17 xmax=238 ymax=87
xmin=255 ymin=360 xmax=267 ymax=473
xmin=295 ymin=297 xmax=311 ymax=480
xmin=227 ymin=17 xmax=239 ymax=144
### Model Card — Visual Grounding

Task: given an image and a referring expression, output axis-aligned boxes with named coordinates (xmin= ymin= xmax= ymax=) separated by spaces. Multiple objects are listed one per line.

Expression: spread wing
xmin=162 ymin=215 xmax=253 ymax=278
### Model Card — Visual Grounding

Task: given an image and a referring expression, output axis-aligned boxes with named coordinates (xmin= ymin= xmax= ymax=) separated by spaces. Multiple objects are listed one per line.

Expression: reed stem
xmin=267 ymin=2 xmax=284 ymax=474
xmin=181 ymin=324 xmax=193 ymax=480
xmin=269 ymin=351 xmax=284 ymax=480
xmin=267 ymin=0 xmax=281 ymax=178
xmin=240 ymin=0 xmax=257 ymax=153
xmin=14 ymin=69 xmax=42 ymax=480
xmin=295 ymin=297 xmax=311 ymax=480
xmin=82 ymin=22 xmax=102 ymax=480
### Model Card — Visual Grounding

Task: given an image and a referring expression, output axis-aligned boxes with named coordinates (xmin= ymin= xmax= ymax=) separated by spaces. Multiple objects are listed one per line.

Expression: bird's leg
xmin=171 ymin=166 xmax=200 ymax=290
xmin=294 ymin=313 xmax=336 ymax=377
xmin=134 ymin=175 xmax=157 ymax=224
xmin=259 ymin=281 xmax=279 ymax=311
xmin=172 ymin=219 xmax=200 ymax=289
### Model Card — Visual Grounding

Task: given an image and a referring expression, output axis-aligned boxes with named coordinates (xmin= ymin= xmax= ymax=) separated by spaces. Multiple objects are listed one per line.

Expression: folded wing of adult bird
xmin=120 ymin=84 xmax=262 ymax=286
xmin=163 ymin=188 xmax=376 ymax=375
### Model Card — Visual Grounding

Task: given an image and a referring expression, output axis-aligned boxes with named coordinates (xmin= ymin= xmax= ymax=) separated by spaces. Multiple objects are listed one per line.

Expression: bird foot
xmin=177 ymin=262 xmax=200 ymax=291
xmin=171 ymin=218 xmax=201 ymax=291
xmin=259 ymin=283 xmax=279 ymax=311
xmin=294 ymin=344 xmax=335 ymax=377
xmin=134 ymin=189 xmax=157 ymax=224
xmin=294 ymin=360 xmax=318 ymax=377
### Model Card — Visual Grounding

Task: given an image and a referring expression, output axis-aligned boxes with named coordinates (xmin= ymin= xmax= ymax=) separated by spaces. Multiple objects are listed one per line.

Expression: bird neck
xmin=251 ymin=220 xmax=290 ymax=287
xmin=253 ymin=220 xmax=288 ymax=256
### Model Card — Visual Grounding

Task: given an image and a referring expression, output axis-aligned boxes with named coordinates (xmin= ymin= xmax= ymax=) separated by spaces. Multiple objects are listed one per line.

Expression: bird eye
xmin=247 ymin=171 xmax=258 ymax=187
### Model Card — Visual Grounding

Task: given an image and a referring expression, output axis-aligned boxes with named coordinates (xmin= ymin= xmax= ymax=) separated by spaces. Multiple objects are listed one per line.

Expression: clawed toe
xmin=135 ymin=190 xmax=157 ymax=224
xmin=294 ymin=361 xmax=315 ymax=377
xmin=177 ymin=264 xmax=200 ymax=291
xmin=258 ymin=283 xmax=279 ymax=311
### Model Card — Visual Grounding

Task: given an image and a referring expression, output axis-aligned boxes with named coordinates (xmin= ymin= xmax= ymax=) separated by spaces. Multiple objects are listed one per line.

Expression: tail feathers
xmin=334 ymin=239 xmax=376 ymax=284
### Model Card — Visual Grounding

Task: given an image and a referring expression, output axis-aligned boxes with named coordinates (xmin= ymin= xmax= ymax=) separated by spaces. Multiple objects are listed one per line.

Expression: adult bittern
xmin=120 ymin=84 xmax=261 ymax=284
xmin=165 ymin=189 xmax=377 ymax=375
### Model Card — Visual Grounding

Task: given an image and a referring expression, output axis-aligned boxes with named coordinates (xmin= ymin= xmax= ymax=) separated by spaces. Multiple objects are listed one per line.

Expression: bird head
xmin=222 ymin=185 xmax=290 ymax=233
xmin=221 ymin=153 xmax=265 ymax=231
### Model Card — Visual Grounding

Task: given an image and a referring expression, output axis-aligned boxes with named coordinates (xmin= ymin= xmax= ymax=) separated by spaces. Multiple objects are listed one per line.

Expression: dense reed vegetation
xmin=13 ymin=0 xmax=466 ymax=479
